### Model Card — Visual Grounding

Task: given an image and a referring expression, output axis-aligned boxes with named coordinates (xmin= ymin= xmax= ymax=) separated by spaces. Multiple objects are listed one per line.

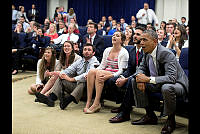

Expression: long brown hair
xmin=39 ymin=47 xmax=57 ymax=81
xmin=59 ymin=41 xmax=75 ymax=68
xmin=175 ymin=24 xmax=188 ymax=49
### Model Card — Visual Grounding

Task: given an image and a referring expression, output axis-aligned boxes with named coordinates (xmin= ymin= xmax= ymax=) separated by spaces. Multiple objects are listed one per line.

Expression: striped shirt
xmin=105 ymin=57 xmax=119 ymax=72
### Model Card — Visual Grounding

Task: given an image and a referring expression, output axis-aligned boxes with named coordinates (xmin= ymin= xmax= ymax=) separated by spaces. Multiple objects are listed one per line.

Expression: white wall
xmin=47 ymin=0 xmax=68 ymax=20
xmin=46 ymin=0 xmax=188 ymax=26
xmin=155 ymin=0 xmax=189 ymax=26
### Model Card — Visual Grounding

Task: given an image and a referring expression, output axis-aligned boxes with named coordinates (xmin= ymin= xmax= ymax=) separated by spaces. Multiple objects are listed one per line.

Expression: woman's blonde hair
xmin=39 ymin=47 xmax=57 ymax=82
xmin=49 ymin=23 xmax=57 ymax=35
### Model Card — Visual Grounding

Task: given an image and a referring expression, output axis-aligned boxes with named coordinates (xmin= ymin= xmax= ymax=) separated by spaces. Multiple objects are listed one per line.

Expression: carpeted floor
xmin=12 ymin=72 xmax=188 ymax=134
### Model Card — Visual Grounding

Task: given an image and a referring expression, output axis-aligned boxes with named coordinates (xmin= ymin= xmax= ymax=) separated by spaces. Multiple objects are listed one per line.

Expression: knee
xmin=161 ymin=84 xmax=174 ymax=95
xmin=88 ymin=69 xmax=97 ymax=76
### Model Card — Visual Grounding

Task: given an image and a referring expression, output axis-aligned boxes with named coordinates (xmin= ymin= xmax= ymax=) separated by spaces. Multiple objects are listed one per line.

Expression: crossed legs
xmin=84 ymin=69 xmax=113 ymax=113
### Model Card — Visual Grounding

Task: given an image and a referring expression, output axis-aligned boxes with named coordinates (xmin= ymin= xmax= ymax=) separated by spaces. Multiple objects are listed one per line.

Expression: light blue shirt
xmin=12 ymin=10 xmax=18 ymax=21
xmin=60 ymin=56 xmax=99 ymax=82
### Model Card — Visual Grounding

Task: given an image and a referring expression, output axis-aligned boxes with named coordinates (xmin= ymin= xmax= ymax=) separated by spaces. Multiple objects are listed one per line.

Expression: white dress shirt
xmin=149 ymin=45 xmax=157 ymax=84
xmin=136 ymin=8 xmax=158 ymax=25
xmin=53 ymin=33 xmax=79 ymax=44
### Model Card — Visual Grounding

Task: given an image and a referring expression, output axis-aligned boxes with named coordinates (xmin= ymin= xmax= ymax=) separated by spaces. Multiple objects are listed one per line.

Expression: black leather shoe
xmin=35 ymin=92 xmax=54 ymax=107
xmin=131 ymin=114 xmax=158 ymax=125
xmin=109 ymin=112 xmax=130 ymax=123
xmin=59 ymin=95 xmax=74 ymax=110
xmin=111 ymin=107 xmax=122 ymax=113
xmin=161 ymin=118 xmax=176 ymax=134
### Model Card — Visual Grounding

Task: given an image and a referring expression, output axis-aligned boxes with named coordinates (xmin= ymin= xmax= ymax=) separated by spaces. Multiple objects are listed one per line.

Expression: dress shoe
xmin=161 ymin=118 xmax=176 ymax=134
xmin=59 ymin=95 xmax=74 ymax=110
xmin=111 ymin=107 xmax=122 ymax=113
xmin=85 ymin=104 xmax=101 ymax=114
xmin=35 ymin=92 xmax=54 ymax=107
xmin=109 ymin=112 xmax=130 ymax=123
xmin=131 ymin=114 xmax=158 ymax=125
xmin=83 ymin=107 xmax=89 ymax=113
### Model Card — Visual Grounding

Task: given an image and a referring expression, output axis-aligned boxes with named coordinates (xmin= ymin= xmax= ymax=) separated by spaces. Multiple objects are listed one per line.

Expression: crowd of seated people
xmin=12 ymin=3 xmax=189 ymax=134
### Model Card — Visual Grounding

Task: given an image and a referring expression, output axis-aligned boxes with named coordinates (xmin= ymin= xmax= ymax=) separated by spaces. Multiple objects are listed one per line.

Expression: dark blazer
xmin=133 ymin=43 xmax=188 ymax=94
xmin=81 ymin=34 xmax=104 ymax=62
xmin=28 ymin=9 xmax=39 ymax=21
xmin=123 ymin=45 xmax=143 ymax=78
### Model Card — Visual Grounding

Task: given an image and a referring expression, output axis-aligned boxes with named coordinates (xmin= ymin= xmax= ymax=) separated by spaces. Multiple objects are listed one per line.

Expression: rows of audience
xmin=12 ymin=3 xmax=189 ymax=134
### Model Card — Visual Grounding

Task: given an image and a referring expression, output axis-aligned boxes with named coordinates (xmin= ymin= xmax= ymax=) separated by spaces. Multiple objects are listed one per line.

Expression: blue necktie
xmin=148 ymin=55 xmax=157 ymax=76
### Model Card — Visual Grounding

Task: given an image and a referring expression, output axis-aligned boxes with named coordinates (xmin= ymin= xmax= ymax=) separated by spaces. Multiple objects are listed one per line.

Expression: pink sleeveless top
xmin=105 ymin=57 xmax=119 ymax=72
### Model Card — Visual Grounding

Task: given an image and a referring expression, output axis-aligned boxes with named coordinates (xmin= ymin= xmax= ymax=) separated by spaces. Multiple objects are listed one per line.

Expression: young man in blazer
xmin=81 ymin=22 xmax=104 ymax=62
xmin=107 ymin=26 xmax=145 ymax=122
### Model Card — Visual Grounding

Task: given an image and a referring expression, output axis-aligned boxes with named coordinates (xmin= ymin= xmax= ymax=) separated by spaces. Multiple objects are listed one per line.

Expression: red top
xmin=44 ymin=33 xmax=59 ymax=41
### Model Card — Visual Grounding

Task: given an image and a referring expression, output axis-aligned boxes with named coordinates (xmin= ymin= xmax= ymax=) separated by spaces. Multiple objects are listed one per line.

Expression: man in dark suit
xmin=107 ymin=26 xmax=145 ymax=122
xmin=130 ymin=30 xmax=188 ymax=134
xmin=28 ymin=4 xmax=39 ymax=22
xmin=81 ymin=22 xmax=104 ymax=62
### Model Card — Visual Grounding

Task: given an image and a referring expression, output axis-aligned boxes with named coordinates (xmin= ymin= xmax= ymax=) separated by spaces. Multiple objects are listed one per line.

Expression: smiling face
xmin=173 ymin=27 xmax=181 ymax=38
xmin=140 ymin=33 xmax=157 ymax=54
xmin=44 ymin=49 xmax=53 ymax=62
xmin=63 ymin=42 xmax=73 ymax=55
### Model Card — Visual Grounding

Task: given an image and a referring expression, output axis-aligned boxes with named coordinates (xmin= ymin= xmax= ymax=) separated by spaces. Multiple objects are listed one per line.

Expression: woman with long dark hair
xmin=36 ymin=41 xmax=81 ymax=96
xmin=166 ymin=24 xmax=188 ymax=60
xmin=28 ymin=47 xmax=58 ymax=95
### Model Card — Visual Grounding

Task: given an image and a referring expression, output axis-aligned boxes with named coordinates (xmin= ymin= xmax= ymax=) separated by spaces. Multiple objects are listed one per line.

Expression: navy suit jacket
xmin=81 ymin=34 xmax=104 ymax=62
xmin=123 ymin=45 xmax=143 ymax=78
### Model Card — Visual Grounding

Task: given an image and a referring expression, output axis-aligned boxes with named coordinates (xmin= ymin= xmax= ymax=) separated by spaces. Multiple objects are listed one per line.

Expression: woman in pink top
xmin=44 ymin=23 xmax=58 ymax=41
xmin=83 ymin=31 xmax=129 ymax=114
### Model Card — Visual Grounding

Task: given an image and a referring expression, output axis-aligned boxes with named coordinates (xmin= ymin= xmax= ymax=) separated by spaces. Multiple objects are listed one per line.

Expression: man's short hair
xmin=181 ymin=17 xmax=186 ymax=20
xmin=33 ymin=22 xmax=40 ymax=29
xmin=83 ymin=43 xmax=96 ymax=52
xmin=143 ymin=30 xmax=158 ymax=40
xmin=88 ymin=22 xmax=98 ymax=30
xmin=135 ymin=26 xmax=146 ymax=31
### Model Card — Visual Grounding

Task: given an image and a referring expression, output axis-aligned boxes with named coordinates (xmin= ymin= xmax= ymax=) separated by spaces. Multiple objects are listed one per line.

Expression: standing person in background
xmin=17 ymin=6 xmax=29 ymax=23
xmin=12 ymin=5 xmax=18 ymax=24
xmin=28 ymin=4 xmax=39 ymax=22
xmin=136 ymin=3 xmax=158 ymax=29
xmin=66 ymin=8 xmax=76 ymax=26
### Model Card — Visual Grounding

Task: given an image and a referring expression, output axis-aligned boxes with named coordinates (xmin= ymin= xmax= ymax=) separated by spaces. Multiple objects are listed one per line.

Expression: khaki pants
xmin=50 ymin=78 xmax=85 ymax=103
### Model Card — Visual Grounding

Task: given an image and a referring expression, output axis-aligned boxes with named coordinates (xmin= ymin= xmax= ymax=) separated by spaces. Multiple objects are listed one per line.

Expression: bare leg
xmin=85 ymin=69 xmax=97 ymax=109
xmin=40 ymin=74 xmax=59 ymax=95
xmin=89 ymin=70 xmax=113 ymax=110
